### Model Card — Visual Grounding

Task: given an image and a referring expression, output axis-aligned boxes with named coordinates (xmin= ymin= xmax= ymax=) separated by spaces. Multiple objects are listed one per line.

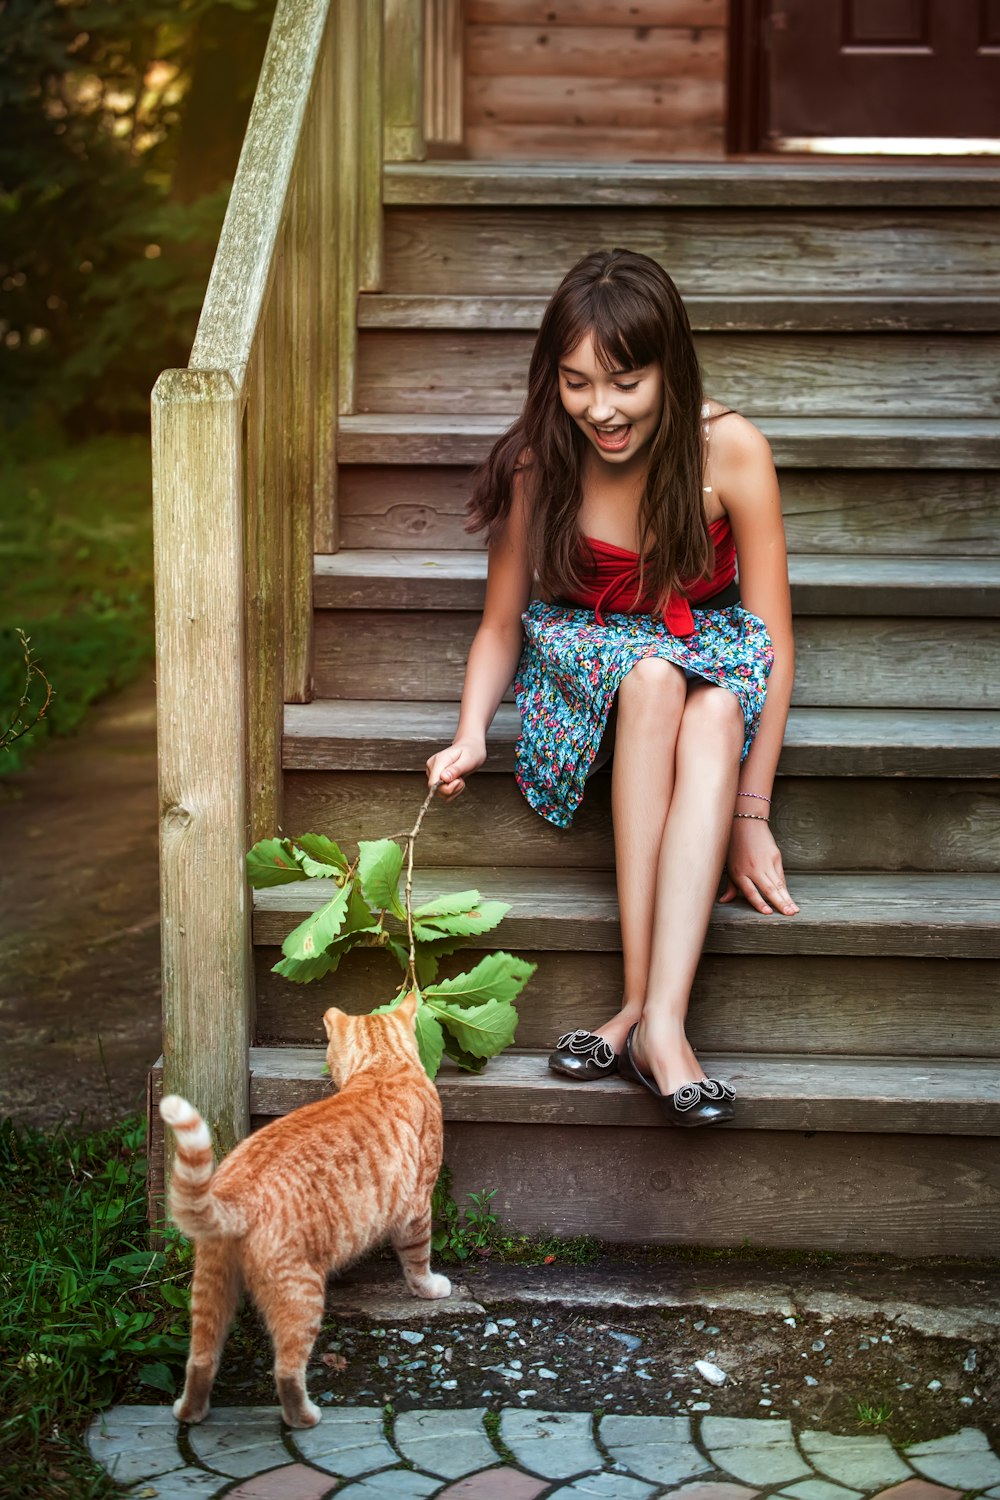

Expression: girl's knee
xmin=682 ymin=684 xmax=744 ymax=741
xmin=618 ymin=656 xmax=687 ymax=711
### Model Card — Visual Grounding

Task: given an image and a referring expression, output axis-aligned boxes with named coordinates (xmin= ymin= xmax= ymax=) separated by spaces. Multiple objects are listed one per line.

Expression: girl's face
xmin=558 ymin=331 xmax=664 ymax=470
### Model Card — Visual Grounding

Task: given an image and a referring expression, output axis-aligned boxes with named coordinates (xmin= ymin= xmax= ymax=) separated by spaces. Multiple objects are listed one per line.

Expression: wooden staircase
xmin=243 ymin=162 xmax=1000 ymax=1256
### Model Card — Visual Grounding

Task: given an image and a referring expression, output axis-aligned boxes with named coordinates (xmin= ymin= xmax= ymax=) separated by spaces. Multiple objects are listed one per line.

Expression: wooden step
xmin=284 ymin=701 xmax=1000 ymax=778
xmin=355 ymin=329 xmax=1000 ymax=418
xmin=255 ymin=946 xmax=998 ymax=1059
xmin=383 ymin=161 xmax=1000 ymax=208
xmin=312 ymin=610 xmax=1000 ymax=708
xmin=358 ymin=292 xmax=1000 ymax=333
xmin=283 ymin=770 xmax=1000 ymax=874
xmin=245 ymin=1047 xmax=1000 ymax=1137
xmin=314 ymin=551 xmax=1000 ymax=617
xmin=337 ymin=413 xmax=1000 ymax=468
xmin=383 ymin=206 xmax=996 ymax=297
xmin=339 ymin=464 xmax=1000 ymax=556
xmin=253 ymin=870 xmax=1000 ymax=959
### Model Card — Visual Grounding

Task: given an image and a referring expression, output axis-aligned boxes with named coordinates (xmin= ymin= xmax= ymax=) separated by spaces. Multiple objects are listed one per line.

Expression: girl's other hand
xmin=425 ymin=738 xmax=487 ymax=801
xmin=720 ymin=819 xmax=799 ymax=916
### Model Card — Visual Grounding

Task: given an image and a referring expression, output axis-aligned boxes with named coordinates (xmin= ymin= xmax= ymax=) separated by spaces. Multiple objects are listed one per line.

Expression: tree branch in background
xmin=1 ymin=630 xmax=54 ymax=754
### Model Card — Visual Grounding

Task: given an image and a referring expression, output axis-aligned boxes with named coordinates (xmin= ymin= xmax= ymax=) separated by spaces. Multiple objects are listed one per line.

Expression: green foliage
xmin=430 ymin=1168 xmax=498 ymax=1263
xmin=0 ymin=1115 xmax=192 ymax=1497
xmin=855 ymin=1400 xmax=893 ymax=1429
xmin=246 ymin=823 xmax=536 ymax=1079
xmin=0 ymin=433 xmax=155 ymax=774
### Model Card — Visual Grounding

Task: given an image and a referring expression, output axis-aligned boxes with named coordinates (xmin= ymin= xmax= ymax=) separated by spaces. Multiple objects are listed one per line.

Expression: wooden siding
xmin=463 ymin=0 xmax=727 ymax=160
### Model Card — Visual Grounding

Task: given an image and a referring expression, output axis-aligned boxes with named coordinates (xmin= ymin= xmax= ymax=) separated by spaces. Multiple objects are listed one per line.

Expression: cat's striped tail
xmin=159 ymin=1095 xmax=245 ymax=1238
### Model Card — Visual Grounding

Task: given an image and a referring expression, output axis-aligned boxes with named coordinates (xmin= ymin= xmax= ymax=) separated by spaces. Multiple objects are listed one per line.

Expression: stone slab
xmin=331 ymin=1471 xmax=440 ymax=1498
xmin=870 ymin=1484 xmax=962 ymax=1500
xmin=125 ymin=1469 xmax=227 ymax=1498
xmin=600 ymin=1414 xmax=710 ymax=1485
xmin=86 ymin=1405 xmax=186 ymax=1484
xmin=800 ymin=1431 xmax=913 ymax=1490
xmin=224 ymin=1464 xmax=339 ymax=1499
xmin=500 ymin=1409 xmax=603 ymax=1479
xmin=700 ymin=1416 xmax=810 ymax=1486
xmin=186 ymin=1408 xmax=291 ymax=1478
xmin=393 ymin=1408 xmax=497 ymax=1479
xmin=779 ymin=1481 xmax=864 ymax=1500
xmin=437 ymin=1472 xmax=549 ymax=1500
xmin=547 ymin=1473 xmax=657 ymax=1497
xmin=293 ymin=1406 xmax=398 ymax=1476
xmin=905 ymin=1427 xmax=1000 ymax=1488
xmin=667 ymin=1486 xmax=760 ymax=1500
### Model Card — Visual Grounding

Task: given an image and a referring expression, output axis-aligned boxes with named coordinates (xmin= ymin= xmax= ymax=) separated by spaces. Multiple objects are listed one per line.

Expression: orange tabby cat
xmin=159 ymin=993 xmax=451 ymax=1429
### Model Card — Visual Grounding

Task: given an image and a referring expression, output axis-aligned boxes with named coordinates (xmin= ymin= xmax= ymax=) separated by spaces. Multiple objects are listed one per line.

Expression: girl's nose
xmin=587 ymin=397 xmax=616 ymax=423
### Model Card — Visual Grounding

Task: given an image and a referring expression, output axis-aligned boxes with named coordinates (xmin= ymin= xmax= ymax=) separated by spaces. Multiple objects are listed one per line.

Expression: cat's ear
xmin=322 ymin=1007 xmax=345 ymax=1040
xmin=395 ymin=991 xmax=418 ymax=1027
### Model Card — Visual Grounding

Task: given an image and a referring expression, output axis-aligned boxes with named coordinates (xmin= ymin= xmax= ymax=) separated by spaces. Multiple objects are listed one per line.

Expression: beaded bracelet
xmin=736 ymin=790 xmax=771 ymax=804
xmin=733 ymin=812 xmax=769 ymax=822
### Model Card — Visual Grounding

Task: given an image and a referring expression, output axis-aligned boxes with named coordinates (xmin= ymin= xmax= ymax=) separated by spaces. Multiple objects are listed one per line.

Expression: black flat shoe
xmin=548 ymin=1029 xmax=618 ymax=1081
xmin=618 ymin=1025 xmax=735 ymax=1126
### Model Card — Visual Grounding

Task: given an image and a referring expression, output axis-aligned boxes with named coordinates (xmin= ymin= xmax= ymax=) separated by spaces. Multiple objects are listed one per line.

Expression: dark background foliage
xmin=0 ymin=0 xmax=275 ymax=439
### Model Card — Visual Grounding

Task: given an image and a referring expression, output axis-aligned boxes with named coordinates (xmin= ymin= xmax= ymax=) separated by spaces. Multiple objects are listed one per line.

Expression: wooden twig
xmin=402 ymin=781 xmax=440 ymax=995
xmin=0 ymin=630 xmax=54 ymax=754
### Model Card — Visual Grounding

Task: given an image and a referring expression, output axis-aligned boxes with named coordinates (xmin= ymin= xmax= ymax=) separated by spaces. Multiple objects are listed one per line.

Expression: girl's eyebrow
xmin=558 ymin=362 xmax=639 ymax=378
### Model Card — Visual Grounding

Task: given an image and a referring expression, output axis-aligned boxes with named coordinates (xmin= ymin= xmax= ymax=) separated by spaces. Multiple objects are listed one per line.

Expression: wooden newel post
xmin=152 ymin=368 xmax=253 ymax=1156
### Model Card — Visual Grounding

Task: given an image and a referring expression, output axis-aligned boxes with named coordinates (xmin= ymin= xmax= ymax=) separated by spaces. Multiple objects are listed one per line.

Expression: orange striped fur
xmin=159 ymin=994 xmax=450 ymax=1428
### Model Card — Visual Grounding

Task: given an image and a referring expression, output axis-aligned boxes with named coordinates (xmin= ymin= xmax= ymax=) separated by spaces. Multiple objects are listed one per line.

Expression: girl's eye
xmin=563 ymin=380 xmax=587 ymax=390
xmin=615 ymin=382 xmax=639 ymax=392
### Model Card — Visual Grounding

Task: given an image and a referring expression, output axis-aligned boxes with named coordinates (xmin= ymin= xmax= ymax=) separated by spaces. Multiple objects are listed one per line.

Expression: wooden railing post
xmin=384 ymin=0 xmax=426 ymax=160
xmin=152 ymin=369 xmax=252 ymax=1155
xmin=424 ymin=0 xmax=463 ymax=152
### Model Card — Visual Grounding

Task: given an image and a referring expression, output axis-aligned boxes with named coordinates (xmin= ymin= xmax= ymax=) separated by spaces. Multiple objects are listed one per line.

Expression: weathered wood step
xmin=253 ymin=871 xmax=1000 ymax=959
xmin=245 ymin=1047 xmax=1000 ymax=1137
xmin=314 ymin=551 xmax=1000 ymax=617
xmin=283 ymin=770 xmax=999 ymax=873
xmin=337 ymin=414 xmax=1000 ymax=468
xmin=383 ymin=206 xmax=996 ymax=297
xmin=355 ymin=329 xmax=1000 ymax=419
xmin=339 ymin=464 xmax=1000 ymax=556
xmin=284 ymin=701 xmax=1000 ymax=778
xmin=384 ymin=161 xmax=1000 ymax=208
xmin=358 ymin=293 xmax=1000 ymax=333
xmin=312 ymin=610 xmax=1000 ymax=708
xmin=255 ymin=946 xmax=998 ymax=1060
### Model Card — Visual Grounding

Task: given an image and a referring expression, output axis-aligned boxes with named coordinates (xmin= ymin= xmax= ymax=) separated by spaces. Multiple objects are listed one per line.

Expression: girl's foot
xmin=592 ymin=1001 xmax=644 ymax=1057
xmin=630 ymin=1016 xmax=708 ymax=1097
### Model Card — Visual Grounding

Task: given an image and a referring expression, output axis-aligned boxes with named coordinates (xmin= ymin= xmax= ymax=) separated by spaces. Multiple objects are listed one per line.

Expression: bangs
xmin=552 ymin=278 xmax=665 ymax=374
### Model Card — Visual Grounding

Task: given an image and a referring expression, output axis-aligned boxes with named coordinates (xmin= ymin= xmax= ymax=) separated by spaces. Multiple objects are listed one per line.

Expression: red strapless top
xmin=567 ymin=515 xmax=736 ymax=636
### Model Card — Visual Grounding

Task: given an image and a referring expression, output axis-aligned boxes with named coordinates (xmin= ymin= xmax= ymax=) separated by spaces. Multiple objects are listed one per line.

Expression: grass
xmin=856 ymin=1400 xmax=894 ymax=1429
xmin=431 ymin=1166 xmax=601 ymax=1267
xmin=0 ymin=430 xmax=154 ymax=773
xmin=1 ymin=1115 xmax=192 ymax=1499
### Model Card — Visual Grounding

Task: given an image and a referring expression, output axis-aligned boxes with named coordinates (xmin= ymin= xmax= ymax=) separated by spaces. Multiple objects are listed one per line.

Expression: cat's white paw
xmin=172 ymin=1395 xmax=208 ymax=1424
xmin=284 ymin=1397 xmax=322 ymax=1428
xmin=414 ymin=1272 xmax=452 ymax=1300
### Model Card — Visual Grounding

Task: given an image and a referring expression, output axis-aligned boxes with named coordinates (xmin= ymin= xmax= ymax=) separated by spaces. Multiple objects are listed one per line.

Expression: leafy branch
xmin=1 ymin=631 xmax=54 ymax=755
xmin=245 ymin=791 xmax=536 ymax=1079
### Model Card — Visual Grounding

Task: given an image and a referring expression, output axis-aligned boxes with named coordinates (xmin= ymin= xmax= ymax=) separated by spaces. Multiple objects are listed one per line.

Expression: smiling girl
xmin=426 ymin=248 xmax=797 ymax=1126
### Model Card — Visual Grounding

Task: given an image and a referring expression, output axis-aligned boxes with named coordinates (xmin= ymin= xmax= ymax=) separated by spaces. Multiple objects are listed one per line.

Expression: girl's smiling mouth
xmin=591 ymin=423 xmax=633 ymax=451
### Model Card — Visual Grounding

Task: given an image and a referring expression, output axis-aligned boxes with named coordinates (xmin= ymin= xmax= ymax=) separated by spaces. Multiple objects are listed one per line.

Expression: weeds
xmin=855 ymin=1400 xmax=894 ymax=1429
xmin=0 ymin=1115 xmax=191 ymax=1498
xmin=431 ymin=1166 xmax=600 ymax=1266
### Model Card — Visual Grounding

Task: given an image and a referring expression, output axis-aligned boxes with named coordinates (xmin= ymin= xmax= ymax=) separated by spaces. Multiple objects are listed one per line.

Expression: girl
xmin=426 ymin=249 xmax=798 ymax=1127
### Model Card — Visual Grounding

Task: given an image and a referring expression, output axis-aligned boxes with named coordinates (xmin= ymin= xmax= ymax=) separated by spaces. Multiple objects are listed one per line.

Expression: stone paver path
xmin=87 ymin=1406 xmax=1000 ymax=1498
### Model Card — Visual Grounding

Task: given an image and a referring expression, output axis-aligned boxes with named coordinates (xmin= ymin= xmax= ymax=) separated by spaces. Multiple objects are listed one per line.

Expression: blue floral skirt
xmin=513 ymin=599 xmax=774 ymax=828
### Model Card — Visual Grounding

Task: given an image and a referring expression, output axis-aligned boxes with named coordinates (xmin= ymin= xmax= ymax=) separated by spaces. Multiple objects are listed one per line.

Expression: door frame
xmin=727 ymin=0 xmax=770 ymax=155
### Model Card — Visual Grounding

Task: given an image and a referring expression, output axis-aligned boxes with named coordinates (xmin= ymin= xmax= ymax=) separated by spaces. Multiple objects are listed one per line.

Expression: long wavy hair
xmin=468 ymin=248 xmax=713 ymax=608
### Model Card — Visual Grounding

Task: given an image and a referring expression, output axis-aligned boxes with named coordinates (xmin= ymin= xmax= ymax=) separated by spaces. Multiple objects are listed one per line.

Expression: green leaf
xmin=416 ymin=933 xmax=470 ymax=961
xmin=294 ymin=833 xmax=350 ymax=876
xmin=343 ymin=880 xmax=379 ymax=935
xmin=414 ymin=1002 xmax=445 ymax=1080
xmin=414 ymin=949 xmax=440 ymax=987
xmin=138 ymin=1362 xmax=176 ymax=1396
xmin=281 ymin=881 xmax=351 ymax=961
xmin=425 ymin=996 xmax=519 ymax=1060
xmin=271 ymin=949 xmax=343 ymax=984
xmin=413 ymin=889 xmax=481 ymax=918
xmin=386 ymin=936 xmax=411 ymax=974
xmin=424 ymin=952 xmax=537 ymax=1007
xmin=412 ymin=901 xmax=510 ymax=941
xmin=441 ymin=1030 xmax=488 ymax=1074
xmin=358 ymin=839 xmax=405 ymax=918
xmin=246 ymin=838 xmax=308 ymax=887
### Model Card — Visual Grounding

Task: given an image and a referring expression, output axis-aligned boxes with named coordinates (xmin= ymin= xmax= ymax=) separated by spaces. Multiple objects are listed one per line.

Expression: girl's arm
xmin=714 ymin=416 xmax=799 ymax=916
xmin=426 ymin=478 xmax=534 ymax=801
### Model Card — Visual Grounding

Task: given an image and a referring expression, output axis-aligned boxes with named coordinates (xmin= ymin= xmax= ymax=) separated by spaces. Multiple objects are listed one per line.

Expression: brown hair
xmin=468 ymin=247 xmax=713 ymax=608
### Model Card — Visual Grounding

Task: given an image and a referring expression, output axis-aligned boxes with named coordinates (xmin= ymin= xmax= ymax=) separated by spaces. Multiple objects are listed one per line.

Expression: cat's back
xmin=212 ymin=1061 xmax=440 ymax=1205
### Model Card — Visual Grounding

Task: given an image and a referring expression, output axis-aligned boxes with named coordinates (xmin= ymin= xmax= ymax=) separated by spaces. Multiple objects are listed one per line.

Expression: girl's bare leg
xmin=631 ymin=683 xmax=744 ymax=1095
xmin=593 ymin=658 xmax=687 ymax=1055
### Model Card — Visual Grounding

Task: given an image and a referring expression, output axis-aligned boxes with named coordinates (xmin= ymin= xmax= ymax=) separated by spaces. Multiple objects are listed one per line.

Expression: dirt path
xmin=0 ymin=674 xmax=161 ymax=1128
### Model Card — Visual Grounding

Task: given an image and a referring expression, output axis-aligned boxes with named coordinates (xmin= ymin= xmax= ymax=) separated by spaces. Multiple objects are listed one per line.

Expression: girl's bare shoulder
xmin=703 ymin=400 xmax=773 ymax=469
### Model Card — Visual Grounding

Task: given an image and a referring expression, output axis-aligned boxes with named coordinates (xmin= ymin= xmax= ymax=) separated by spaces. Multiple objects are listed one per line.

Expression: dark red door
xmin=731 ymin=0 xmax=1000 ymax=152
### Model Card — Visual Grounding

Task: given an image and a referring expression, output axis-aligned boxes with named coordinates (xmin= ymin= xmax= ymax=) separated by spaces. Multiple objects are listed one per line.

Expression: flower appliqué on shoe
xmin=556 ymin=1030 xmax=615 ymax=1069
